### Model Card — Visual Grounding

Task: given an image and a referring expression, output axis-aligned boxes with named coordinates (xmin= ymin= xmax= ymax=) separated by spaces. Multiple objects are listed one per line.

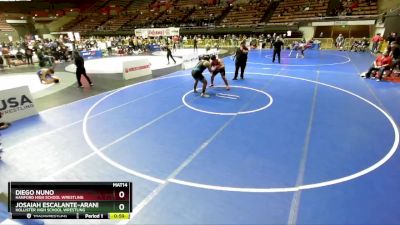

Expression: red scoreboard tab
xmin=8 ymin=182 xmax=132 ymax=220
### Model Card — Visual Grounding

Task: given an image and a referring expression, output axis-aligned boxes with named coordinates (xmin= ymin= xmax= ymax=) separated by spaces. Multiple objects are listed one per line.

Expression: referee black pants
xmin=272 ymin=49 xmax=281 ymax=63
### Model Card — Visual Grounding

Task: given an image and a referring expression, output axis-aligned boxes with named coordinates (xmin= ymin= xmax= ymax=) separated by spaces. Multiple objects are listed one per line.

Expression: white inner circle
xmin=82 ymin=73 xmax=399 ymax=193
xmin=181 ymin=85 xmax=273 ymax=116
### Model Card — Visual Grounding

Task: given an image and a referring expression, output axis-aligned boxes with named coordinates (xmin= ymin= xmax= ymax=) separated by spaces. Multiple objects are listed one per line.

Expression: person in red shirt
xmin=361 ymin=50 xmax=392 ymax=81
xmin=371 ymin=33 xmax=383 ymax=53
xmin=350 ymin=1 xmax=359 ymax=10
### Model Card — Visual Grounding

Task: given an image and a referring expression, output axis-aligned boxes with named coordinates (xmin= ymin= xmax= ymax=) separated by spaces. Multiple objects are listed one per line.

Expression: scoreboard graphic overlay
xmin=8 ymin=182 xmax=132 ymax=220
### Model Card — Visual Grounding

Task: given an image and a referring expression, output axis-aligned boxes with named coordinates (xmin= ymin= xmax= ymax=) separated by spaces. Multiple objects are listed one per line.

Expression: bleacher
xmin=102 ymin=15 xmax=135 ymax=31
xmin=62 ymin=0 xmax=134 ymax=32
xmin=85 ymin=0 xmax=109 ymax=13
xmin=220 ymin=2 xmax=270 ymax=27
xmin=107 ymin=0 xmax=132 ymax=8
xmin=61 ymin=15 xmax=87 ymax=31
xmin=351 ymin=0 xmax=378 ymax=15
xmin=269 ymin=0 xmax=330 ymax=23
xmin=155 ymin=3 xmax=193 ymax=27
xmin=71 ymin=15 xmax=110 ymax=32
xmin=0 ymin=16 xmax=14 ymax=32
xmin=60 ymin=0 xmax=109 ymax=32
xmin=126 ymin=0 xmax=152 ymax=11
xmin=177 ymin=0 xmax=196 ymax=8
xmin=188 ymin=4 xmax=227 ymax=25
xmin=119 ymin=0 xmax=155 ymax=30
xmin=56 ymin=0 xmax=383 ymax=33
xmin=132 ymin=10 xmax=161 ymax=28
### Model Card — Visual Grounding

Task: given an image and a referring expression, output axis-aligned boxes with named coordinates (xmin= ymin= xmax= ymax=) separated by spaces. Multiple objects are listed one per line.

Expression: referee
xmin=166 ymin=45 xmax=176 ymax=64
xmin=272 ymin=37 xmax=284 ymax=64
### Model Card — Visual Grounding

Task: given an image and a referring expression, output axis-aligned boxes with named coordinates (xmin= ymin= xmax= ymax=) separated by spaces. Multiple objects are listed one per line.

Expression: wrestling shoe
xmin=201 ymin=93 xmax=210 ymax=98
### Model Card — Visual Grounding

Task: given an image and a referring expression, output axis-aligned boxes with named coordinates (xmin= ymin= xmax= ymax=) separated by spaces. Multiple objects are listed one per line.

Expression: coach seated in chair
xmin=350 ymin=38 xmax=369 ymax=52
xmin=361 ymin=50 xmax=393 ymax=81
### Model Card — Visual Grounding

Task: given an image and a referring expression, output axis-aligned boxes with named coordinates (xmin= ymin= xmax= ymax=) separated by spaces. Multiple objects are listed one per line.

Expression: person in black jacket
xmin=387 ymin=32 xmax=397 ymax=46
xmin=233 ymin=43 xmax=249 ymax=80
xmin=74 ymin=51 xmax=93 ymax=88
xmin=272 ymin=37 xmax=284 ymax=64
xmin=166 ymin=45 xmax=176 ymax=64
xmin=389 ymin=41 xmax=399 ymax=70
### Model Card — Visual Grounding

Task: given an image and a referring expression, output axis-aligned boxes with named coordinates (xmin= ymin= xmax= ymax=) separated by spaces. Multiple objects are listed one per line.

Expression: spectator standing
xmin=193 ymin=36 xmax=198 ymax=52
xmin=336 ymin=34 xmax=345 ymax=51
xmin=25 ymin=47 xmax=33 ymax=65
xmin=371 ymin=33 xmax=383 ymax=53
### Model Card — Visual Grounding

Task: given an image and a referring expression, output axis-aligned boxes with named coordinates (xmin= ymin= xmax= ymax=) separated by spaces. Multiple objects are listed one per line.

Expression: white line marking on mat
xmin=215 ymin=95 xmax=237 ymax=100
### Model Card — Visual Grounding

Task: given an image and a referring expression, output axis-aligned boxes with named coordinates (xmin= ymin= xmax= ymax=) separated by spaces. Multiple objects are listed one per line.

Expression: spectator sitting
xmin=350 ymin=38 xmax=368 ymax=52
xmin=350 ymin=1 xmax=359 ymax=10
xmin=15 ymin=49 xmax=24 ymax=61
xmin=360 ymin=37 xmax=370 ymax=52
xmin=361 ymin=50 xmax=392 ymax=81
xmin=345 ymin=7 xmax=352 ymax=15
xmin=2 ymin=46 xmax=12 ymax=68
